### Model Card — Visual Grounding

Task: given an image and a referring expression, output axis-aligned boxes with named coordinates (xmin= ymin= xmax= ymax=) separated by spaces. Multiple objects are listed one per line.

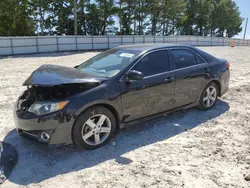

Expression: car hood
xmin=23 ymin=64 xmax=107 ymax=86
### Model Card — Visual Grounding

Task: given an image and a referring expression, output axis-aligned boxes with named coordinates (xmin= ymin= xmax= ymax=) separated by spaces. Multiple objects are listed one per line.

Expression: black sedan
xmin=14 ymin=44 xmax=230 ymax=149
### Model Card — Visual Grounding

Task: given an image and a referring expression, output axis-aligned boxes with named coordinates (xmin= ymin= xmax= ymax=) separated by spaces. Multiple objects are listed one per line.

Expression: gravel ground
xmin=0 ymin=47 xmax=250 ymax=188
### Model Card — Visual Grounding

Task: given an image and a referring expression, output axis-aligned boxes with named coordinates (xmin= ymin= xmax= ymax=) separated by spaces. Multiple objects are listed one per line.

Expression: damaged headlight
xmin=28 ymin=101 xmax=69 ymax=115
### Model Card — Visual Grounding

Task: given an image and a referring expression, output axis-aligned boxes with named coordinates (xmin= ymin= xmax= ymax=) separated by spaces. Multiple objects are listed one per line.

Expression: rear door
xmin=169 ymin=48 xmax=211 ymax=107
xmin=119 ymin=49 xmax=175 ymax=122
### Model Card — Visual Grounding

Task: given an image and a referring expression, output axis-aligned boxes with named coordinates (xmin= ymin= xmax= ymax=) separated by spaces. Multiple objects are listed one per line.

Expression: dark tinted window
xmin=133 ymin=50 xmax=170 ymax=76
xmin=171 ymin=49 xmax=197 ymax=69
xmin=197 ymin=55 xmax=206 ymax=64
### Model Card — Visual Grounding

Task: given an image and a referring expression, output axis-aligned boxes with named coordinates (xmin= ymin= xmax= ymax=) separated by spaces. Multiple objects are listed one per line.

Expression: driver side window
xmin=133 ymin=50 xmax=170 ymax=77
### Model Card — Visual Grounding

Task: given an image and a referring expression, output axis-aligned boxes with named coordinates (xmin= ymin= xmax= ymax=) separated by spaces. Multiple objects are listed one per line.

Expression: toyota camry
xmin=14 ymin=44 xmax=230 ymax=149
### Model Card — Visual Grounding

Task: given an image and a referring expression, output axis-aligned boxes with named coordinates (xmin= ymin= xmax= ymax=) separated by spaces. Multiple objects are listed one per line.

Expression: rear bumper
xmin=220 ymin=69 xmax=230 ymax=96
xmin=13 ymin=109 xmax=75 ymax=146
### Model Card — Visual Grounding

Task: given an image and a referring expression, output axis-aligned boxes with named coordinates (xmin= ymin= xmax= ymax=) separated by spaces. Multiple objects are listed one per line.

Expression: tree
xmin=180 ymin=0 xmax=242 ymax=37
xmin=0 ymin=0 xmax=35 ymax=36
xmin=161 ymin=0 xmax=186 ymax=36
xmin=195 ymin=0 xmax=215 ymax=36
xmin=28 ymin=0 xmax=52 ymax=35
xmin=97 ymin=0 xmax=117 ymax=35
xmin=133 ymin=0 xmax=148 ymax=35
xmin=85 ymin=0 xmax=116 ymax=35
xmin=85 ymin=3 xmax=102 ymax=35
xmin=116 ymin=0 xmax=133 ymax=35
xmin=0 ymin=0 xmax=244 ymax=37
xmin=73 ymin=0 xmax=77 ymax=35
xmin=51 ymin=0 xmax=74 ymax=35
xmin=77 ymin=0 xmax=89 ymax=35
xmin=212 ymin=0 xmax=243 ymax=37
xmin=180 ymin=0 xmax=215 ymax=36
xmin=145 ymin=0 xmax=162 ymax=35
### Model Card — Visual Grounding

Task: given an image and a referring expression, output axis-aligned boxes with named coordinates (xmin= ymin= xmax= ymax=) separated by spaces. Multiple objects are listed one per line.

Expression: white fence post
xmin=36 ymin=37 xmax=39 ymax=53
xmin=107 ymin=35 xmax=110 ymax=48
xmin=56 ymin=36 xmax=59 ymax=52
xmin=10 ymin=37 xmax=14 ymax=55
xmin=75 ymin=36 xmax=78 ymax=50
xmin=91 ymin=36 xmax=94 ymax=50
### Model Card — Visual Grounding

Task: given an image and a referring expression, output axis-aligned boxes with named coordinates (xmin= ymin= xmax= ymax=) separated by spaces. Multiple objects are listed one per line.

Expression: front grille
xmin=17 ymin=88 xmax=36 ymax=111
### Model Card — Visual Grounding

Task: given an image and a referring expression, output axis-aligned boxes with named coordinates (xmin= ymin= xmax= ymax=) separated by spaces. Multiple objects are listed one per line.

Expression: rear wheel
xmin=199 ymin=82 xmax=219 ymax=110
xmin=72 ymin=106 xmax=116 ymax=150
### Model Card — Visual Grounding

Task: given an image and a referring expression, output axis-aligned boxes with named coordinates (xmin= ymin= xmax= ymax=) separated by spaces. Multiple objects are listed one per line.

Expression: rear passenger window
xmin=197 ymin=55 xmax=206 ymax=64
xmin=171 ymin=49 xmax=197 ymax=69
xmin=133 ymin=50 xmax=170 ymax=77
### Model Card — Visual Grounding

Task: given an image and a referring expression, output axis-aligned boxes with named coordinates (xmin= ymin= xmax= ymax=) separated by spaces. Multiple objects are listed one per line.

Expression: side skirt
xmin=120 ymin=100 xmax=199 ymax=129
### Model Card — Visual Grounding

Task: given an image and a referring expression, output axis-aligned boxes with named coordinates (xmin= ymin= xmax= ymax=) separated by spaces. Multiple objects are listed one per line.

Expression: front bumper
xmin=13 ymin=109 xmax=75 ymax=146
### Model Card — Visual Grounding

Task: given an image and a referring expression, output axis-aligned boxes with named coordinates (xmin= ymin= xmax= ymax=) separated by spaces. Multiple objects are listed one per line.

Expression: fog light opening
xmin=40 ymin=132 xmax=50 ymax=142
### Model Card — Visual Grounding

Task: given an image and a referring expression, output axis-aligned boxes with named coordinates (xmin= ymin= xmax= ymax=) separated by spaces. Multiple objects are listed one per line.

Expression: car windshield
xmin=76 ymin=48 xmax=141 ymax=77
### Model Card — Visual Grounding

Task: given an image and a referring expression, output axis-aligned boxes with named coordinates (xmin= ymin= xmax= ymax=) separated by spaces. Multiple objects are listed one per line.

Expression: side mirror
xmin=125 ymin=70 xmax=144 ymax=82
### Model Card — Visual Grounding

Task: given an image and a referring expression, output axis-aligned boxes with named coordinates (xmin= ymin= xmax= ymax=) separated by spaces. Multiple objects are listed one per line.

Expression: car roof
xmin=116 ymin=43 xmax=216 ymax=62
xmin=117 ymin=43 xmax=193 ymax=51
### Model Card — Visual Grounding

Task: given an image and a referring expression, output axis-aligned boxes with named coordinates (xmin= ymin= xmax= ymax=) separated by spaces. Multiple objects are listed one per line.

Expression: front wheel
xmin=199 ymin=82 xmax=219 ymax=110
xmin=72 ymin=106 xmax=116 ymax=150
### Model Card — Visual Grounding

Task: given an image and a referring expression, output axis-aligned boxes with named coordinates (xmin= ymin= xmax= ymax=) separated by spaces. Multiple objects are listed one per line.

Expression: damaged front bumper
xmin=13 ymin=64 xmax=107 ymax=148
xmin=13 ymin=108 xmax=75 ymax=147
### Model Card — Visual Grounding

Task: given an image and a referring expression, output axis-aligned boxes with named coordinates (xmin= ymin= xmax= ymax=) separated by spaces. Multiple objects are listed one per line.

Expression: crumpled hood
xmin=23 ymin=64 xmax=107 ymax=86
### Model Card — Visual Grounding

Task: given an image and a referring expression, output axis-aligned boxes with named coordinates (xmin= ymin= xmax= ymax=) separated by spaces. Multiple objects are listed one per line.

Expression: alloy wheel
xmin=203 ymin=86 xmax=217 ymax=108
xmin=81 ymin=114 xmax=112 ymax=146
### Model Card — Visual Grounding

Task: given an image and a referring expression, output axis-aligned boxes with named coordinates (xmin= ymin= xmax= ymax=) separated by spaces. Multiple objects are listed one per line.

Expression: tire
xmin=72 ymin=106 xmax=116 ymax=150
xmin=199 ymin=82 xmax=219 ymax=110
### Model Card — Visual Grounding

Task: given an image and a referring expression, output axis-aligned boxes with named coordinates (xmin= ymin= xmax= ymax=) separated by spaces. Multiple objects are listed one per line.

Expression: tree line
xmin=0 ymin=0 xmax=243 ymax=38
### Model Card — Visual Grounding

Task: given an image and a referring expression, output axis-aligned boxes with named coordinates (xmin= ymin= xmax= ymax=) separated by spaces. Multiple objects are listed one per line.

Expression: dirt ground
xmin=0 ymin=47 xmax=250 ymax=188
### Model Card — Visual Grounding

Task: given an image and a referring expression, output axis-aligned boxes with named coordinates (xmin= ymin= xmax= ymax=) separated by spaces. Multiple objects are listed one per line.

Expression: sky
xmin=234 ymin=0 xmax=250 ymax=39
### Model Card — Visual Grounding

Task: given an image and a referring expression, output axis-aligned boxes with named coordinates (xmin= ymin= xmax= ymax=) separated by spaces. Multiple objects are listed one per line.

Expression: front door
xmin=119 ymin=49 xmax=175 ymax=122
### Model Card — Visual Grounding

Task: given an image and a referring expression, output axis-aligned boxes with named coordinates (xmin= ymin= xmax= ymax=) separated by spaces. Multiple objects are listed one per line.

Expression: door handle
xmin=165 ymin=76 xmax=175 ymax=83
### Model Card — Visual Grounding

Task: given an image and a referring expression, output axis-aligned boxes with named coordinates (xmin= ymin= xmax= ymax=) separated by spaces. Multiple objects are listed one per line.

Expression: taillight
xmin=226 ymin=61 xmax=230 ymax=69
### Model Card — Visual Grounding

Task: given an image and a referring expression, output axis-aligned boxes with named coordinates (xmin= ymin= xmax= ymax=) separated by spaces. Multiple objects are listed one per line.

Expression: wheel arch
xmin=72 ymin=102 xmax=121 ymax=141
xmin=209 ymin=80 xmax=221 ymax=97
xmin=98 ymin=103 xmax=120 ymax=130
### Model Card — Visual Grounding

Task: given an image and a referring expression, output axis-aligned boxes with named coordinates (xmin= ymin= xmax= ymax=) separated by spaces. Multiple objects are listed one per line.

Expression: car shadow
xmin=3 ymin=100 xmax=229 ymax=185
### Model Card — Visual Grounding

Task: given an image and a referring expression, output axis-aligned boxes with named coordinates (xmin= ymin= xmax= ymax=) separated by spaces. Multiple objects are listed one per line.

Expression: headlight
xmin=28 ymin=101 xmax=69 ymax=115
